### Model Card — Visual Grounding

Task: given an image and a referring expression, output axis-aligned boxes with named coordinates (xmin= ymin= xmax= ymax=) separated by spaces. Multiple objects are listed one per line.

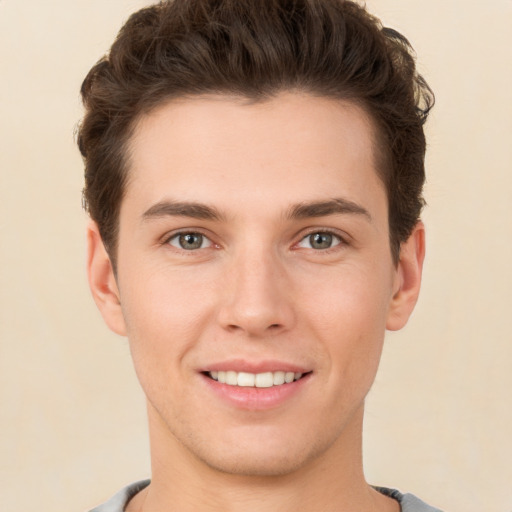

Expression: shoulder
xmin=88 ymin=480 xmax=150 ymax=512
xmin=375 ymin=486 xmax=444 ymax=512
xmin=89 ymin=481 xmax=443 ymax=512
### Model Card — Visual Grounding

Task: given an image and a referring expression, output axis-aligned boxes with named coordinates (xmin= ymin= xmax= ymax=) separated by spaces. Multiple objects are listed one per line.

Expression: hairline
xmin=105 ymin=89 xmax=398 ymax=272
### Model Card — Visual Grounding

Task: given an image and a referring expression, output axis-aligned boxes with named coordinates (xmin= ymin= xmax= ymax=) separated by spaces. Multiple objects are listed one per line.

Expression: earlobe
xmin=86 ymin=221 xmax=127 ymax=336
xmin=386 ymin=222 xmax=426 ymax=331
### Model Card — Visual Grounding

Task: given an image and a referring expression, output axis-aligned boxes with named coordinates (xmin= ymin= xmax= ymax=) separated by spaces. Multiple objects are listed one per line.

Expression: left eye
xmin=297 ymin=232 xmax=342 ymax=250
xmin=167 ymin=232 xmax=212 ymax=250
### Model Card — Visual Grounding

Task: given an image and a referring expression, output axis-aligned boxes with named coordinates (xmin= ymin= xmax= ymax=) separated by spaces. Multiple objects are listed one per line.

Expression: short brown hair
xmin=78 ymin=0 xmax=434 ymax=268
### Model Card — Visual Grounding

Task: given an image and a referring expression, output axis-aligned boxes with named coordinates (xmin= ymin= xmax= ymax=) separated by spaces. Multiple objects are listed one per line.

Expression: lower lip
xmin=201 ymin=373 xmax=311 ymax=410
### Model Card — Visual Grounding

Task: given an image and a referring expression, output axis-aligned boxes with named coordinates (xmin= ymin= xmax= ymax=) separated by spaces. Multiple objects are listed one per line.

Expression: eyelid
xmin=162 ymin=228 xmax=217 ymax=249
xmin=159 ymin=226 xmax=350 ymax=252
xmin=294 ymin=228 xmax=349 ymax=250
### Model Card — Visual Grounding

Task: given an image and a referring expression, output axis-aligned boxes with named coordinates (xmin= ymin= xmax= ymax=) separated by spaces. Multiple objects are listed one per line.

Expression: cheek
xmin=301 ymin=261 xmax=392 ymax=327
xmin=299 ymin=264 xmax=392 ymax=373
xmin=118 ymin=266 xmax=215 ymax=378
xmin=120 ymin=258 xmax=214 ymax=327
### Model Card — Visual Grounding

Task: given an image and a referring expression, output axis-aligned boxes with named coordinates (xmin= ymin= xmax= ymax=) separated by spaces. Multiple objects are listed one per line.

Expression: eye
xmin=297 ymin=231 xmax=342 ymax=250
xmin=167 ymin=232 xmax=212 ymax=250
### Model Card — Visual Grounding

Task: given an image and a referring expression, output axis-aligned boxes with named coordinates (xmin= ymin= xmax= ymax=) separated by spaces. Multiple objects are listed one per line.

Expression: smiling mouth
xmin=205 ymin=370 xmax=309 ymax=388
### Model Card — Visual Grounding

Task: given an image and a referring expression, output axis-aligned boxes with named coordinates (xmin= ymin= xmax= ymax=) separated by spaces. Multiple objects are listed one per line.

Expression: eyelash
xmin=295 ymin=229 xmax=348 ymax=252
xmin=164 ymin=230 xmax=215 ymax=251
xmin=162 ymin=228 xmax=348 ymax=254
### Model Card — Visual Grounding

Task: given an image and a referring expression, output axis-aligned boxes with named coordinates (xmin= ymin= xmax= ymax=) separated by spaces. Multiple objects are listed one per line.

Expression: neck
xmin=128 ymin=402 xmax=398 ymax=512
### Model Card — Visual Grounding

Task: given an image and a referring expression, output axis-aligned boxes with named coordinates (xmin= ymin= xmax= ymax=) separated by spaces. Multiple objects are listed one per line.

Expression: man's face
xmin=92 ymin=93 xmax=421 ymax=476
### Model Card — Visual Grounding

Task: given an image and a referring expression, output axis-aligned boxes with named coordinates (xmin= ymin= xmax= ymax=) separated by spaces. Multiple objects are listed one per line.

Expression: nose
xmin=217 ymin=247 xmax=296 ymax=337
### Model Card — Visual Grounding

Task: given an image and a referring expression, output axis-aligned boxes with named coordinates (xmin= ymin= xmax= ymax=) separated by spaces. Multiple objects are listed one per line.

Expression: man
xmin=79 ymin=0 xmax=439 ymax=510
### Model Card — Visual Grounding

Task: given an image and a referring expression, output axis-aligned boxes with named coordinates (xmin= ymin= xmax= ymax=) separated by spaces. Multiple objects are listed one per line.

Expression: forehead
xmin=123 ymin=92 xmax=386 ymax=222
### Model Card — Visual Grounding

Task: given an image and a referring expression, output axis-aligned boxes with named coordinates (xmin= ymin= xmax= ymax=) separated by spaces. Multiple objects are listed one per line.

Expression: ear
xmin=386 ymin=221 xmax=426 ymax=331
xmin=86 ymin=221 xmax=127 ymax=336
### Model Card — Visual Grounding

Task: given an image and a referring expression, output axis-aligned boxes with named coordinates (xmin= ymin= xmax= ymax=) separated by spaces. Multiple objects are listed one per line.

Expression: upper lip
xmin=199 ymin=359 xmax=311 ymax=374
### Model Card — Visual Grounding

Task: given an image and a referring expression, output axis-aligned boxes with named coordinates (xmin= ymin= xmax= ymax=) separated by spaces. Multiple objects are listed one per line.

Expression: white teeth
xmin=208 ymin=370 xmax=305 ymax=387
xmin=226 ymin=371 xmax=237 ymax=385
xmin=273 ymin=371 xmax=285 ymax=385
xmin=255 ymin=372 xmax=274 ymax=388
xmin=237 ymin=372 xmax=255 ymax=387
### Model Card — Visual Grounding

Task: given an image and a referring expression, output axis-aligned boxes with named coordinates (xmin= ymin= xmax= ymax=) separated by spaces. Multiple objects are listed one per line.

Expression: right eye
xmin=296 ymin=231 xmax=343 ymax=250
xmin=167 ymin=232 xmax=213 ymax=250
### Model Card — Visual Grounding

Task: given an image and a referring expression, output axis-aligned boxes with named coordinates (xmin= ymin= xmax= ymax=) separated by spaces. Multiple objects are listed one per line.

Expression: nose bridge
xmin=218 ymin=238 xmax=294 ymax=336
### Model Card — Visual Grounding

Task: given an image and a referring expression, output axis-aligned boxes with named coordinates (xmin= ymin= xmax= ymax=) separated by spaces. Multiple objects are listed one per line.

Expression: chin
xmin=182 ymin=426 xmax=336 ymax=478
xmin=198 ymin=448 xmax=314 ymax=477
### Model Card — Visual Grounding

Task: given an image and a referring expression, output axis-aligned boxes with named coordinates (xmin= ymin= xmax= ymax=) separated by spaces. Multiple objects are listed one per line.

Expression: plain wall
xmin=1 ymin=1 xmax=511 ymax=511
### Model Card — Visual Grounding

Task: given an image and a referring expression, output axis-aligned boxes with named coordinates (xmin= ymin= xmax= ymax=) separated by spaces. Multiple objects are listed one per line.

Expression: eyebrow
xmin=142 ymin=200 xmax=224 ymax=222
xmin=286 ymin=198 xmax=372 ymax=222
xmin=141 ymin=197 xmax=371 ymax=223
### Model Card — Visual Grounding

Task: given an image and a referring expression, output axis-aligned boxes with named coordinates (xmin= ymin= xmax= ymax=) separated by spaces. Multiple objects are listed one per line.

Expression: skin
xmin=87 ymin=92 xmax=424 ymax=512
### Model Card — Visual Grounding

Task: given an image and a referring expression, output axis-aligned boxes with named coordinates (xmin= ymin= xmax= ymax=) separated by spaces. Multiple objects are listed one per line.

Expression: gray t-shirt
xmin=88 ymin=480 xmax=443 ymax=512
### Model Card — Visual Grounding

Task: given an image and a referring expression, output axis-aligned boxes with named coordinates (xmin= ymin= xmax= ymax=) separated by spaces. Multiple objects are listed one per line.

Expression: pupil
xmin=311 ymin=233 xmax=332 ymax=249
xmin=180 ymin=233 xmax=202 ymax=249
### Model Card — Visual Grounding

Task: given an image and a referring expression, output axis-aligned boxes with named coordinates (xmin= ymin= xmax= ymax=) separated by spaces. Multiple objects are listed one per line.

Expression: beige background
xmin=1 ymin=1 xmax=511 ymax=511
